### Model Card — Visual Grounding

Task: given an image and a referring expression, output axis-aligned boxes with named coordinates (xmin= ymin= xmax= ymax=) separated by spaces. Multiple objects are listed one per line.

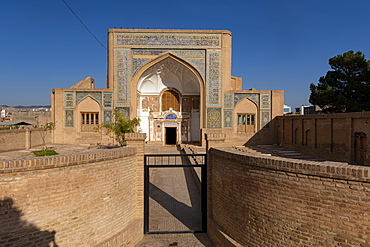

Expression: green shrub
xmin=31 ymin=150 xmax=59 ymax=157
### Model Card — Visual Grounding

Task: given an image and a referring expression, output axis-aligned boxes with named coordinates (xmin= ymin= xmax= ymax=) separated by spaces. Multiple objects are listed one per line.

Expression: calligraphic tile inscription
xmin=116 ymin=33 xmax=221 ymax=49
xmin=64 ymin=92 xmax=74 ymax=108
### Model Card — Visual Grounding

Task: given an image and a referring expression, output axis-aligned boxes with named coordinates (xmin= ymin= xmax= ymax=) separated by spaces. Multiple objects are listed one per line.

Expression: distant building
xmin=1 ymin=109 xmax=5 ymax=118
xmin=284 ymin=105 xmax=292 ymax=114
xmin=295 ymin=105 xmax=322 ymax=115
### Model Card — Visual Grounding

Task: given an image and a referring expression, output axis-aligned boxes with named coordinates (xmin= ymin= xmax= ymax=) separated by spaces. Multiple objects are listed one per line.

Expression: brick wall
xmin=0 ymin=147 xmax=143 ymax=246
xmin=208 ymin=147 xmax=370 ymax=246
xmin=276 ymin=112 xmax=370 ymax=165
xmin=0 ymin=129 xmax=52 ymax=152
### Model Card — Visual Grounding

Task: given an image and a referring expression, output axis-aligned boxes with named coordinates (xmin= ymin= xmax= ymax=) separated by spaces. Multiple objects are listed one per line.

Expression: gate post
xmin=205 ymin=133 xmax=226 ymax=151
xmin=125 ymin=133 xmax=146 ymax=221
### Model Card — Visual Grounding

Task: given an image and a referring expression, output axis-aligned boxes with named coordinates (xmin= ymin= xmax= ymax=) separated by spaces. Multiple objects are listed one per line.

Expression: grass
xmin=31 ymin=150 xmax=59 ymax=157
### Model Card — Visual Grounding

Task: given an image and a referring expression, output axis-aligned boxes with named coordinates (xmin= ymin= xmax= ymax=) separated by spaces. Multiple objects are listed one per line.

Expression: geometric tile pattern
xmin=132 ymin=49 xmax=206 ymax=78
xmin=234 ymin=93 xmax=259 ymax=106
xmin=64 ymin=92 xmax=74 ymax=108
xmin=260 ymin=94 xmax=271 ymax=109
xmin=115 ymin=33 xmax=221 ymax=49
xmin=113 ymin=32 xmax=224 ymax=115
xmin=224 ymin=110 xmax=233 ymax=128
xmin=224 ymin=93 xmax=233 ymax=108
xmin=261 ymin=110 xmax=271 ymax=129
xmin=114 ymin=49 xmax=131 ymax=106
xmin=207 ymin=50 xmax=222 ymax=106
xmin=116 ymin=107 xmax=130 ymax=120
xmin=76 ymin=92 xmax=102 ymax=105
xmin=65 ymin=109 xmax=74 ymax=127
xmin=103 ymin=92 xmax=113 ymax=108
xmin=207 ymin=108 xmax=222 ymax=128
xmin=103 ymin=110 xmax=112 ymax=124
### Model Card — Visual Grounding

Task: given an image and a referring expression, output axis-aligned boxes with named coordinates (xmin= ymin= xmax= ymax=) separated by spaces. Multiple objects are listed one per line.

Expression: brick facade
xmin=0 ymin=128 xmax=52 ymax=152
xmin=0 ymin=147 xmax=143 ymax=246
xmin=208 ymin=147 xmax=370 ymax=246
xmin=276 ymin=112 xmax=370 ymax=165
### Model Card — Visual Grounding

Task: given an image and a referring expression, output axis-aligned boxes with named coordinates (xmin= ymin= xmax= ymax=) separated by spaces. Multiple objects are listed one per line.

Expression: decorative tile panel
xmin=103 ymin=110 xmax=112 ymax=124
xmin=132 ymin=49 xmax=206 ymax=78
xmin=116 ymin=33 xmax=221 ymax=49
xmin=141 ymin=96 xmax=149 ymax=112
xmin=103 ymin=93 xmax=113 ymax=108
xmin=261 ymin=110 xmax=271 ymax=129
xmin=65 ymin=109 xmax=74 ymax=127
xmin=234 ymin=93 xmax=259 ymax=106
xmin=116 ymin=107 xmax=130 ymax=120
xmin=207 ymin=108 xmax=222 ymax=128
xmin=207 ymin=50 xmax=222 ymax=106
xmin=260 ymin=93 xmax=271 ymax=109
xmin=165 ymin=113 xmax=177 ymax=120
xmin=224 ymin=93 xmax=233 ymax=108
xmin=76 ymin=92 xmax=102 ymax=105
xmin=64 ymin=92 xmax=74 ymax=108
xmin=224 ymin=110 xmax=233 ymax=128
xmin=115 ymin=49 xmax=131 ymax=106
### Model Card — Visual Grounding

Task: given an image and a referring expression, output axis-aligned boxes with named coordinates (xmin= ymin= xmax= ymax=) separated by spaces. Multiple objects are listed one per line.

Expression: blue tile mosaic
xmin=65 ymin=109 xmax=74 ymax=127
xmin=114 ymin=49 xmax=131 ymax=106
xmin=207 ymin=50 xmax=222 ymax=106
xmin=116 ymin=33 xmax=221 ymax=49
xmin=207 ymin=108 xmax=222 ymax=128
xmin=64 ymin=92 xmax=74 ymax=108
xmin=234 ymin=93 xmax=259 ymax=106
xmin=224 ymin=110 xmax=233 ymax=128
xmin=76 ymin=92 xmax=102 ymax=105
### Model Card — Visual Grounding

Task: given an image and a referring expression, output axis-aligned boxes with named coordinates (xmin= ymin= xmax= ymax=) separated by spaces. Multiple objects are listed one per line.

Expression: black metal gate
xmin=144 ymin=153 xmax=207 ymax=234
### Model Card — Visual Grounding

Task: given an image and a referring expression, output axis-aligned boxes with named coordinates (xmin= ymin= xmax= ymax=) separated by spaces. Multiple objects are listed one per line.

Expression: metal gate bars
xmin=144 ymin=153 xmax=207 ymax=234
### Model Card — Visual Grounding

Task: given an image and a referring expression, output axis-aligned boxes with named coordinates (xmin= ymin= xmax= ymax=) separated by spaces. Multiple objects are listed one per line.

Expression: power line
xmin=61 ymin=0 xmax=107 ymax=50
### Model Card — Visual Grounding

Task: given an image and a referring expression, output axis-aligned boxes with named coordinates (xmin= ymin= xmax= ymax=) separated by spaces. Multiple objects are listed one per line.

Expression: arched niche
xmin=133 ymin=53 xmax=204 ymax=143
xmin=234 ymin=97 xmax=259 ymax=133
xmin=76 ymin=96 xmax=101 ymax=133
xmin=136 ymin=56 xmax=200 ymax=96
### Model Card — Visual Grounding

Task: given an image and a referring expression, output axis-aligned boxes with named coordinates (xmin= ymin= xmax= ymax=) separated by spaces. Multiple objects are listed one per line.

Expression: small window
xmin=81 ymin=112 xmax=99 ymax=132
xmin=237 ymin=114 xmax=255 ymax=133
xmin=162 ymin=90 xmax=180 ymax=112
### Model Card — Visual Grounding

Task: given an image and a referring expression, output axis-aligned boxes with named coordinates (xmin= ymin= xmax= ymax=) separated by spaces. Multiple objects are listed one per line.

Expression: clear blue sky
xmin=1 ymin=0 xmax=370 ymax=108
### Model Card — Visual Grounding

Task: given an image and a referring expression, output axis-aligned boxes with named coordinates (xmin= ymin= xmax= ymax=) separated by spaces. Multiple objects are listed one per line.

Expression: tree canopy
xmin=101 ymin=109 xmax=140 ymax=146
xmin=309 ymin=50 xmax=370 ymax=113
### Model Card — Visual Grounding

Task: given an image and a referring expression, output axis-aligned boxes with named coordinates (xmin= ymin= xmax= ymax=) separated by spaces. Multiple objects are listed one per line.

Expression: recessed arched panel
xmin=134 ymin=53 xmax=204 ymax=143
xmin=136 ymin=55 xmax=201 ymax=96
xmin=77 ymin=96 xmax=101 ymax=132
xmin=234 ymin=97 xmax=258 ymax=133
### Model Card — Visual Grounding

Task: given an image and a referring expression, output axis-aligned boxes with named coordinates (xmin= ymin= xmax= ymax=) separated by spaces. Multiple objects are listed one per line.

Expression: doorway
xmin=165 ymin=127 xmax=177 ymax=145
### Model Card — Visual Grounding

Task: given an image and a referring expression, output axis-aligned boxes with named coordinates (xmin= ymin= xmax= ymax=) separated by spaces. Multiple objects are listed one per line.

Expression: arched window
xmin=162 ymin=90 xmax=180 ymax=111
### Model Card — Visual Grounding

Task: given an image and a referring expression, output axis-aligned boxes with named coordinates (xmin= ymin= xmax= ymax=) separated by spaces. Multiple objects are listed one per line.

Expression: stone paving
xmin=135 ymin=144 xmax=213 ymax=247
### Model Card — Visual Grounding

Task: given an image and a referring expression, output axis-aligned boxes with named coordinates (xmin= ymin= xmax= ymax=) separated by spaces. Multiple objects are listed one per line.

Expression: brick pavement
xmin=135 ymin=145 xmax=213 ymax=247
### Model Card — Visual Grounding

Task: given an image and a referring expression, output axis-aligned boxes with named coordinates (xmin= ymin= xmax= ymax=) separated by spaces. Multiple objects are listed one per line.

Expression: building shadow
xmin=149 ymin=179 xmax=211 ymax=246
xmin=0 ymin=197 xmax=58 ymax=247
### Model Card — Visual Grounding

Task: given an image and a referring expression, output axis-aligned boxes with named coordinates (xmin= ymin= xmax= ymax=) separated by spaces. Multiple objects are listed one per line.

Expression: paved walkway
xmin=135 ymin=145 xmax=213 ymax=247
